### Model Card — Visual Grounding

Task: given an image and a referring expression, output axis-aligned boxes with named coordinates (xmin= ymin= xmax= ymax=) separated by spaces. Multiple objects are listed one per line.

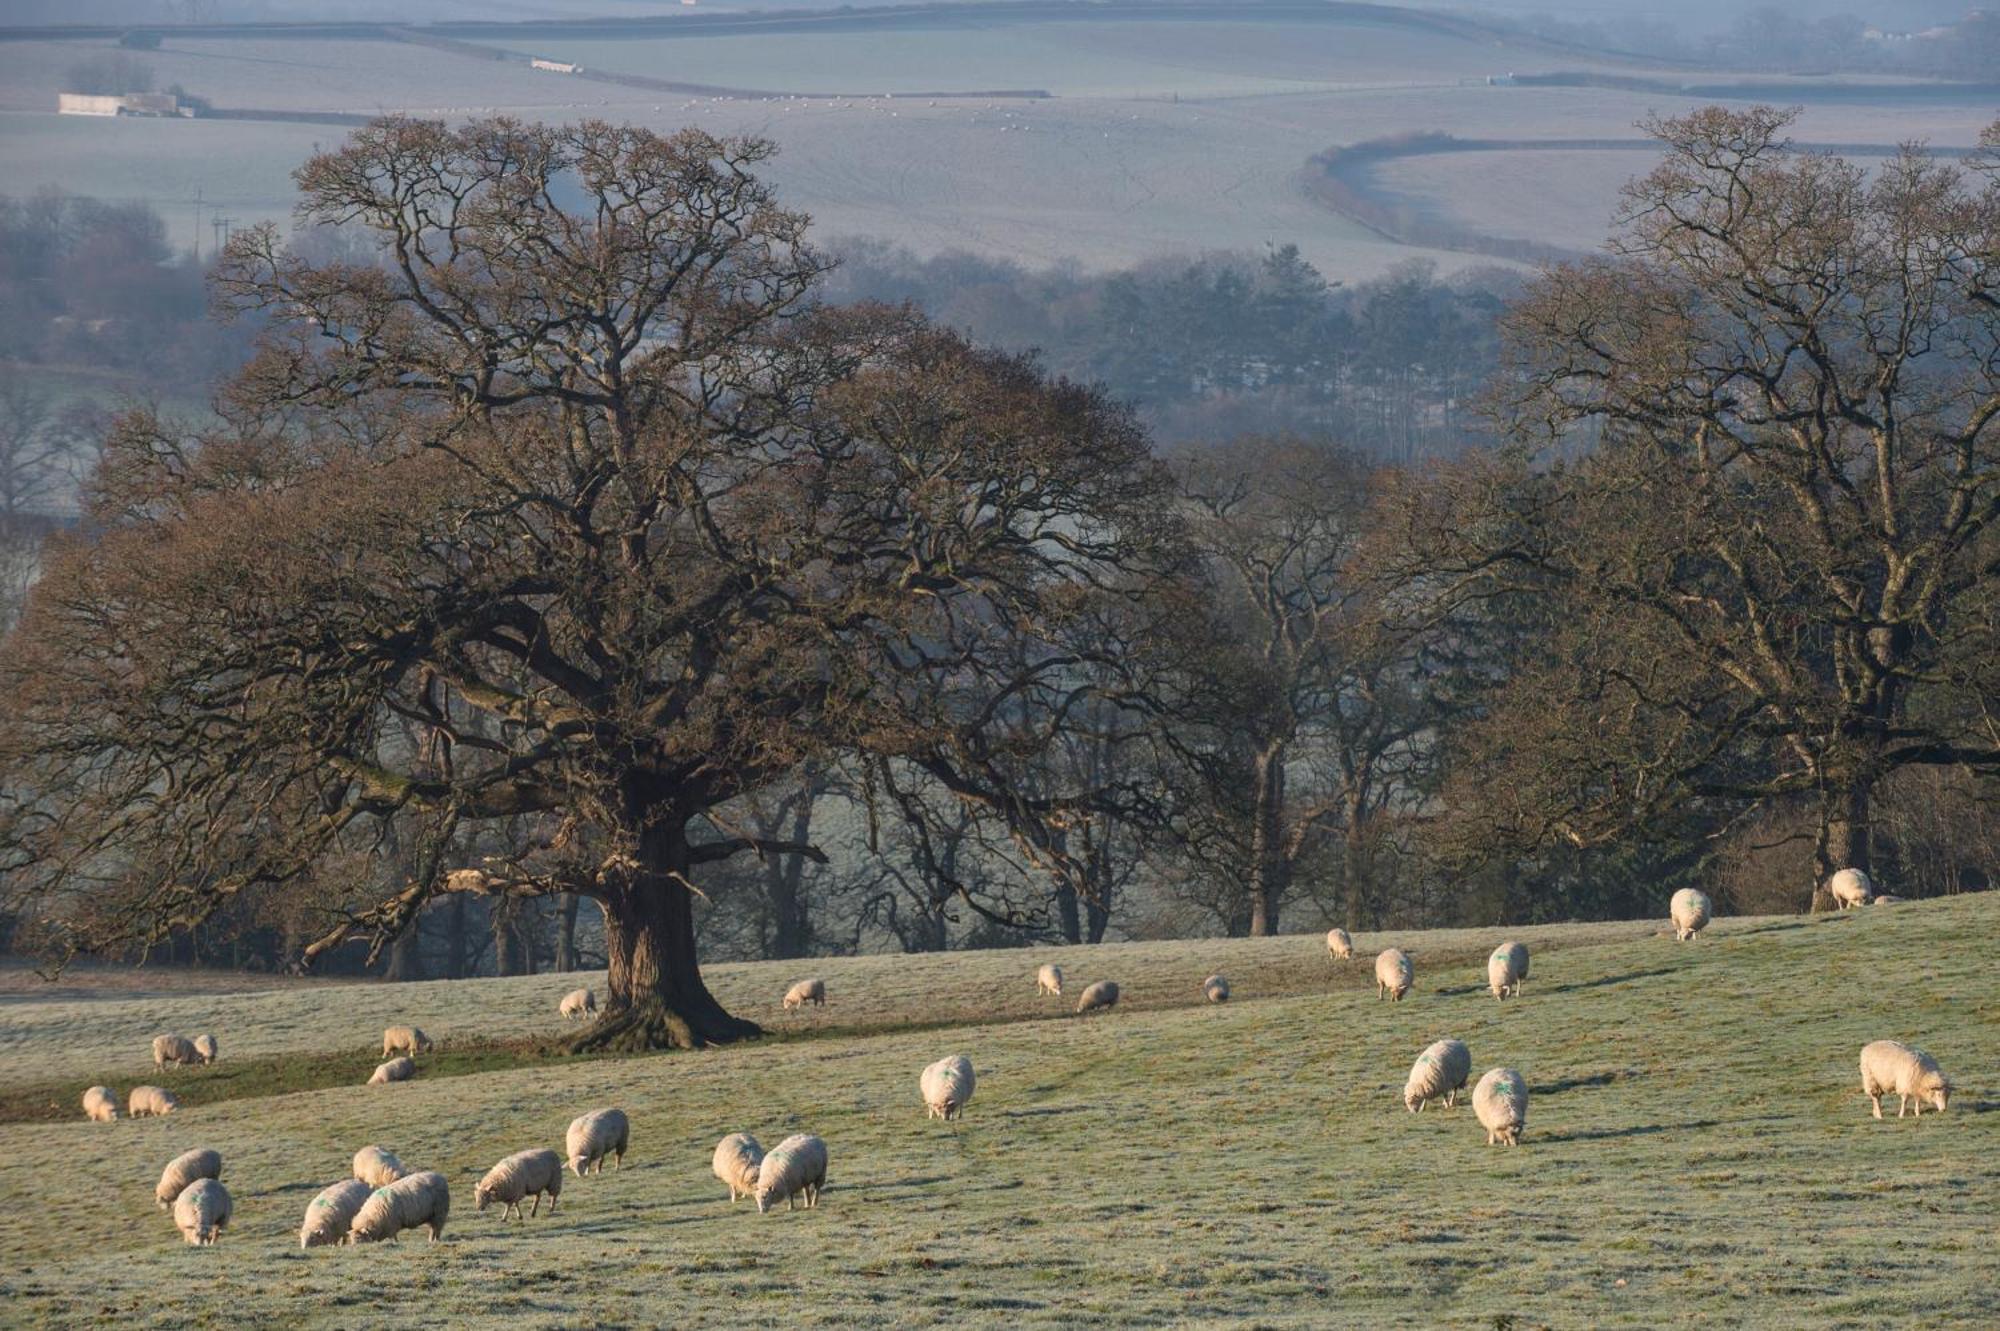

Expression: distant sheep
xmin=128 ymin=1085 xmax=178 ymax=1118
xmin=712 ymin=1132 xmax=765 ymax=1203
xmin=1487 ymin=942 xmax=1529 ymax=1000
xmin=1828 ymin=869 xmax=1874 ymax=909
xmin=1036 ymin=963 xmax=1063 ymax=997
xmin=300 ymin=1178 xmax=373 ymax=1249
xmin=475 ymin=1149 xmax=564 ymax=1220
xmin=82 ymin=1086 xmax=120 ymax=1123
xmin=348 ymin=1170 xmax=450 ymax=1244
xmin=1473 ymin=1068 xmax=1529 ymax=1146
xmin=559 ymin=987 xmax=597 ymax=1021
xmin=381 ymin=1025 xmax=433 ymax=1057
xmin=1872 ymin=894 xmax=1905 ymax=905
xmin=1202 ymin=974 xmax=1230 ymax=1003
xmin=156 ymin=1148 xmax=222 ymax=1209
xmin=172 ymin=1178 xmax=232 ymax=1246
xmin=566 ymin=1108 xmax=630 ymax=1176
xmin=368 ymin=1056 xmax=416 ymax=1086
xmin=1859 ymin=1040 xmax=1950 ymax=1119
xmin=191 ymin=1034 xmax=218 ymax=1065
xmin=754 ymin=1133 xmax=827 ymax=1213
xmin=1404 ymin=1038 xmax=1472 ymax=1113
xmin=1326 ymin=928 xmax=1354 ymax=961
xmin=352 ymin=1145 xmax=407 ymax=1188
xmin=1670 ymin=888 xmax=1712 ymax=941
xmin=1075 ymin=980 xmax=1120 ymax=1015
xmin=152 ymin=1034 xmax=199 ymax=1069
xmin=921 ymin=1055 xmax=976 ymax=1120
xmin=1375 ymin=948 xmax=1413 ymax=1002
xmin=783 ymin=978 xmax=827 ymax=1010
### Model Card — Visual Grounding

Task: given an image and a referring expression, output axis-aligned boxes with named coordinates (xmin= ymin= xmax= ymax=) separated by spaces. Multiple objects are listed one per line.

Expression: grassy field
xmin=0 ymin=895 xmax=1991 ymax=1327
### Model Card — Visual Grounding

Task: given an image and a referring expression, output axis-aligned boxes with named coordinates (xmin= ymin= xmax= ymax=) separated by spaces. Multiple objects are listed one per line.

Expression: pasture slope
xmin=0 ymin=897 xmax=1992 ymax=1328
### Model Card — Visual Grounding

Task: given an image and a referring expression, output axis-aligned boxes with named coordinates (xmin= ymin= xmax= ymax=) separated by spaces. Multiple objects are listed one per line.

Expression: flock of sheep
xmin=90 ymin=866 xmax=1954 ymax=1247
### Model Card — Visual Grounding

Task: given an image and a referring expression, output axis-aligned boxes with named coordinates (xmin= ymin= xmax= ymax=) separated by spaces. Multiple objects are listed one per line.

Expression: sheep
xmin=1075 ymin=980 xmax=1120 ymax=1015
xmin=1404 ymin=1038 xmax=1473 ymax=1112
xmin=82 ymin=1086 xmax=120 ymax=1123
xmin=1035 ymin=963 xmax=1063 ymax=997
xmin=1487 ymin=942 xmax=1529 ymax=1000
xmin=1828 ymin=868 xmax=1874 ymax=909
xmin=348 ymin=1170 xmax=450 ymax=1244
xmin=920 ymin=1055 xmax=976 ymax=1120
xmin=712 ymin=1133 xmax=765 ymax=1203
xmin=1473 ymin=1067 xmax=1529 ymax=1146
xmin=1375 ymin=948 xmax=1413 ymax=1002
xmin=1873 ymin=894 xmax=1905 ymax=905
xmin=172 ymin=1178 xmax=232 ymax=1246
xmin=559 ymin=987 xmax=597 ymax=1021
xmin=1202 ymin=974 xmax=1230 ymax=1003
xmin=191 ymin=1034 xmax=218 ymax=1065
xmin=753 ymin=1133 xmax=827 ymax=1213
xmin=352 ymin=1145 xmax=407 ymax=1188
xmin=475 ymin=1149 xmax=564 ymax=1220
xmin=1859 ymin=1040 xmax=1951 ymax=1119
xmin=152 ymin=1034 xmax=199 ymax=1069
xmin=368 ymin=1056 xmax=416 ymax=1086
xmin=1326 ymin=928 xmax=1354 ymax=961
xmin=381 ymin=1025 xmax=433 ymax=1058
xmin=1670 ymin=888 xmax=1712 ymax=941
xmin=782 ymin=978 xmax=827 ymax=1010
xmin=300 ymin=1178 xmax=373 ymax=1249
xmin=128 ymin=1085 xmax=179 ymax=1118
xmin=566 ymin=1108 xmax=630 ymax=1176
xmin=156 ymin=1148 xmax=222 ymax=1209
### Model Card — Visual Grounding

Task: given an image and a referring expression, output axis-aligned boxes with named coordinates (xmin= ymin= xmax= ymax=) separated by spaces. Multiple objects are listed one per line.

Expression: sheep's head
xmin=474 ymin=1183 xmax=493 ymax=1212
xmin=1403 ymin=1087 xmax=1422 ymax=1113
xmin=1922 ymin=1074 xmax=1951 ymax=1114
xmin=568 ymin=1154 xmax=587 ymax=1178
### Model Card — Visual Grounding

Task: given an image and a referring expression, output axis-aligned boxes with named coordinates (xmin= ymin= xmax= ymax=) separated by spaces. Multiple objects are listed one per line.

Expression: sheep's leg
xmin=1898 ymin=1094 xmax=1908 ymax=1119
xmin=1869 ymin=1093 xmax=1882 ymax=1119
xmin=529 ymin=1195 xmax=540 ymax=1218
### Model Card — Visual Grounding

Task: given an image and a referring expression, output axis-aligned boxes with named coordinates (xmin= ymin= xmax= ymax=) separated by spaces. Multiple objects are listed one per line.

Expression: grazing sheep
xmin=1036 ymin=963 xmax=1063 ymax=997
xmin=1473 ymin=1068 xmax=1529 ymax=1146
xmin=1859 ymin=1040 xmax=1951 ymax=1119
xmin=1375 ymin=948 xmax=1414 ymax=1002
xmin=712 ymin=1133 xmax=765 ymax=1203
xmin=782 ymin=978 xmax=827 ymax=1010
xmin=1326 ymin=928 xmax=1354 ymax=961
xmin=475 ymin=1149 xmax=564 ymax=1220
xmin=156 ymin=1148 xmax=223 ymax=1209
xmin=128 ymin=1086 xmax=179 ymax=1118
xmin=1487 ymin=942 xmax=1529 ymax=1000
xmin=1075 ymin=980 xmax=1120 ymax=1015
xmin=191 ymin=1034 xmax=218 ymax=1065
xmin=352 ymin=1146 xmax=407 ymax=1188
xmin=1203 ymin=974 xmax=1230 ymax=1003
xmin=82 ymin=1086 xmax=120 ymax=1123
xmin=559 ymin=987 xmax=597 ymax=1021
xmin=172 ymin=1178 xmax=232 ymax=1246
xmin=566 ymin=1108 xmax=630 ymax=1176
xmin=1873 ymin=894 xmax=1905 ymax=905
xmin=152 ymin=1034 xmax=199 ymax=1069
xmin=348 ymin=1170 xmax=450 ymax=1244
xmin=381 ymin=1025 xmax=433 ymax=1058
xmin=300 ymin=1179 xmax=373 ymax=1249
xmin=754 ymin=1133 xmax=828 ymax=1213
xmin=1404 ymin=1039 xmax=1473 ymax=1113
xmin=368 ymin=1056 xmax=416 ymax=1086
xmin=920 ymin=1055 xmax=977 ymax=1120
xmin=1670 ymin=888 xmax=1712 ymax=941
xmin=1828 ymin=868 xmax=1874 ymax=909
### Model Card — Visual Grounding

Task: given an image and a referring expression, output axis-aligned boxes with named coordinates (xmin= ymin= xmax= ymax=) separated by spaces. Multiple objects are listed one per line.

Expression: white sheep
xmin=1404 ymin=1038 xmax=1472 ymax=1112
xmin=352 ymin=1145 xmax=407 ymax=1188
xmin=566 ymin=1108 xmax=630 ymax=1176
xmin=782 ymin=978 xmax=827 ymax=1010
xmin=1075 ymin=980 xmax=1119 ymax=1014
xmin=1473 ymin=1067 xmax=1529 ymax=1146
xmin=156 ymin=1148 xmax=222 ymax=1209
xmin=191 ymin=1034 xmax=218 ymax=1065
xmin=1872 ymin=894 xmax=1905 ymax=905
xmin=1375 ymin=948 xmax=1413 ymax=1002
xmin=172 ymin=1178 xmax=232 ymax=1246
xmin=475 ymin=1149 xmax=564 ymax=1220
xmin=1326 ymin=928 xmax=1354 ymax=961
xmin=712 ymin=1133 xmax=765 ymax=1203
xmin=1670 ymin=888 xmax=1712 ymax=941
xmin=1859 ymin=1040 xmax=1951 ymax=1119
xmin=921 ymin=1055 xmax=976 ymax=1120
xmin=1828 ymin=868 xmax=1874 ymax=909
xmin=151 ymin=1034 xmax=199 ymax=1069
xmin=1487 ymin=942 xmax=1529 ymax=1000
xmin=82 ymin=1086 xmax=120 ymax=1123
xmin=559 ymin=987 xmax=597 ymax=1021
xmin=1202 ymin=974 xmax=1230 ymax=1003
xmin=300 ymin=1178 xmax=373 ymax=1249
xmin=1035 ymin=963 xmax=1063 ymax=997
xmin=381 ymin=1025 xmax=433 ymax=1057
xmin=368 ymin=1056 xmax=416 ymax=1086
xmin=128 ymin=1085 xmax=179 ymax=1118
xmin=754 ymin=1133 xmax=827 ymax=1213
xmin=348 ymin=1170 xmax=450 ymax=1244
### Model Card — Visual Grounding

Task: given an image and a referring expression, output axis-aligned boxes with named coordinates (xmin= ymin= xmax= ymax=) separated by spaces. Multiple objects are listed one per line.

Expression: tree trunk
xmin=444 ymin=894 xmax=468 ymax=979
xmin=1248 ymin=741 xmax=1289 ymax=936
xmin=555 ymin=893 xmax=580 ymax=972
xmin=1812 ymin=777 xmax=1873 ymax=913
xmin=1053 ymin=878 xmax=1082 ymax=944
xmin=1083 ymin=829 xmax=1112 ymax=944
xmin=1342 ymin=787 xmax=1368 ymax=934
xmin=491 ymin=898 xmax=525 ymax=977
xmin=765 ymin=778 xmax=818 ymax=959
xmin=384 ymin=917 xmax=423 ymax=982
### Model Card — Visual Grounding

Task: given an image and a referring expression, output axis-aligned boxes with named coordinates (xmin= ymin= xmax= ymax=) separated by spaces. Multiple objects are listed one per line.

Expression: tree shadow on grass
xmin=1547 ymin=968 xmax=1677 ymax=994
xmin=1537 ymin=1071 xmax=1628 ymax=1095
xmin=1537 ymin=1119 xmax=1721 ymax=1143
